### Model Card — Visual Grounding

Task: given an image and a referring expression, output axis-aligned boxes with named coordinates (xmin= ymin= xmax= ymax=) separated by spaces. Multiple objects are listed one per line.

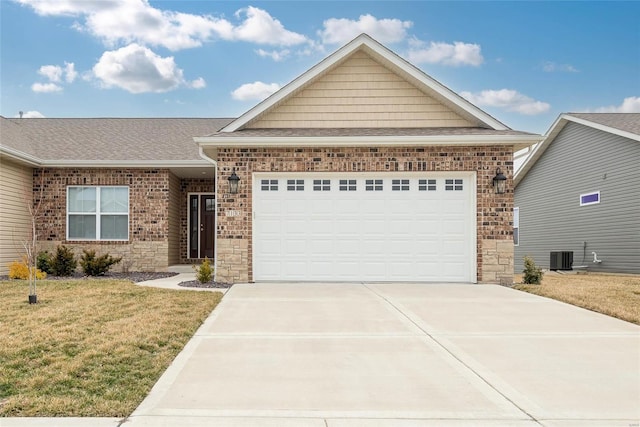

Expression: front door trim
xmin=187 ymin=192 xmax=215 ymax=259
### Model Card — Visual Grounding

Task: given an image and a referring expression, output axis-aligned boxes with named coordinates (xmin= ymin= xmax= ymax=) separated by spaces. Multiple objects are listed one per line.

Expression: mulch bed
xmin=178 ymin=280 xmax=233 ymax=289
xmin=0 ymin=271 xmax=178 ymax=283
xmin=0 ymin=271 xmax=234 ymax=289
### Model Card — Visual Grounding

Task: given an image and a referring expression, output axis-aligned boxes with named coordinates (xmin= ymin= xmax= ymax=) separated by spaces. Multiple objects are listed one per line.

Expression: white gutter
xmin=195 ymin=134 xmax=543 ymax=148
xmin=197 ymin=146 xmax=219 ymax=283
xmin=0 ymin=146 xmax=42 ymax=166
xmin=37 ymin=159 xmax=211 ymax=167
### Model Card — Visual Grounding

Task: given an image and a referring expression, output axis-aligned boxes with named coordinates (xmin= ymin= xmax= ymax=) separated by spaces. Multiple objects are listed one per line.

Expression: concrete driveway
xmin=125 ymin=283 xmax=640 ymax=427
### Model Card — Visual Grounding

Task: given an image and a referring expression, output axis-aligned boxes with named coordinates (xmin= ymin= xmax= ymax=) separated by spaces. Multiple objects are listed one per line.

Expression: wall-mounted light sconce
xmin=493 ymin=168 xmax=507 ymax=194
xmin=228 ymin=168 xmax=240 ymax=194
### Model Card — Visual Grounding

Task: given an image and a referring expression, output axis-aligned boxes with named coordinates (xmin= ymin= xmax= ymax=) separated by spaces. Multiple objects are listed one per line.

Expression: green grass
xmin=514 ymin=273 xmax=640 ymax=325
xmin=0 ymin=279 xmax=222 ymax=417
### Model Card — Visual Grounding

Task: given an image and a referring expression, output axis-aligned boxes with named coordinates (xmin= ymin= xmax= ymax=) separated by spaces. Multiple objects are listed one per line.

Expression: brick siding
xmin=34 ymin=168 xmax=172 ymax=271
xmin=215 ymin=145 xmax=514 ymax=283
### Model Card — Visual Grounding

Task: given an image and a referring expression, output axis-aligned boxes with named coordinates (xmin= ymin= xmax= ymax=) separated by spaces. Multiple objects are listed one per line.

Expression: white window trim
xmin=186 ymin=192 xmax=216 ymax=259
xmin=513 ymin=207 xmax=520 ymax=246
xmin=66 ymin=186 xmax=129 ymax=241
xmin=579 ymin=191 xmax=600 ymax=206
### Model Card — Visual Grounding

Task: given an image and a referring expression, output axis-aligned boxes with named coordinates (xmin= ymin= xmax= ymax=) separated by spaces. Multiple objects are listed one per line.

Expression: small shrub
xmin=194 ymin=258 xmax=213 ymax=284
xmin=79 ymin=249 xmax=122 ymax=276
xmin=8 ymin=257 xmax=47 ymax=280
xmin=523 ymin=255 xmax=543 ymax=285
xmin=50 ymin=245 xmax=77 ymax=276
xmin=37 ymin=250 xmax=53 ymax=275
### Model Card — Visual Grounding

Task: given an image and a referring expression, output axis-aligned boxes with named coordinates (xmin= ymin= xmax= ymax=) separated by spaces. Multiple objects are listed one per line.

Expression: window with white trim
xmin=313 ymin=179 xmax=330 ymax=191
xmin=580 ymin=191 xmax=600 ymax=206
xmin=339 ymin=179 xmax=356 ymax=191
xmin=261 ymin=179 xmax=278 ymax=191
xmin=365 ymin=179 xmax=383 ymax=191
xmin=445 ymin=179 xmax=463 ymax=191
xmin=418 ymin=179 xmax=436 ymax=191
xmin=67 ymin=186 xmax=129 ymax=240
xmin=513 ymin=207 xmax=519 ymax=246
xmin=287 ymin=179 xmax=304 ymax=191
xmin=392 ymin=179 xmax=409 ymax=191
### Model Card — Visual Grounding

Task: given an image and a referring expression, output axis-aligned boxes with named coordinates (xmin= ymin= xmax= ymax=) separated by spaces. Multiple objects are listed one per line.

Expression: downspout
xmin=198 ymin=146 xmax=219 ymax=283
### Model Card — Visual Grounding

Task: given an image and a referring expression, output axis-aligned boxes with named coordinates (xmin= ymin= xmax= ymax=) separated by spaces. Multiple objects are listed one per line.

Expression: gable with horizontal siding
xmin=248 ymin=51 xmax=473 ymax=129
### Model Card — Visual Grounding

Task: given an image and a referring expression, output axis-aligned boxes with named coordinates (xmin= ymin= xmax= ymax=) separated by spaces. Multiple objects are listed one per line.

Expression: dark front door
xmin=189 ymin=194 xmax=215 ymax=259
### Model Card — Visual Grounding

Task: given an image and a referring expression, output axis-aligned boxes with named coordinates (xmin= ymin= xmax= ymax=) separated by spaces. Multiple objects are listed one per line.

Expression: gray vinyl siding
xmin=515 ymin=122 xmax=640 ymax=274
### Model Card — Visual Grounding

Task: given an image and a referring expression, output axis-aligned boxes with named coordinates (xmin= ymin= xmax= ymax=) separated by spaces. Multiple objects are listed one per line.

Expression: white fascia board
xmin=38 ymin=160 xmax=210 ymax=168
xmin=0 ymin=145 xmax=42 ymax=166
xmin=196 ymin=134 xmax=542 ymax=148
xmin=565 ymin=115 xmax=640 ymax=142
xmin=222 ymin=34 xmax=508 ymax=133
xmin=514 ymin=114 xmax=569 ymax=187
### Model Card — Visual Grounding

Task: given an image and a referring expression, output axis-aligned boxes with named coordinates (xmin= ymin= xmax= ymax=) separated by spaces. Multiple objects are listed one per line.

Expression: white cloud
xmin=64 ymin=62 xmax=78 ymax=82
xmin=461 ymin=89 xmax=550 ymax=115
xmin=15 ymin=110 xmax=46 ymax=118
xmin=31 ymin=82 xmax=63 ymax=93
xmin=408 ymin=40 xmax=483 ymax=67
xmin=92 ymin=43 xmax=199 ymax=93
xmin=231 ymin=81 xmax=280 ymax=101
xmin=594 ymin=96 xmax=640 ymax=113
xmin=38 ymin=65 xmax=63 ymax=82
xmin=256 ymin=48 xmax=291 ymax=62
xmin=16 ymin=1 xmax=308 ymax=50
xmin=13 ymin=0 xmax=116 ymax=16
xmin=319 ymin=14 xmax=412 ymax=45
xmin=189 ymin=77 xmax=206 ymax=89
xmin=542 ymin=61 xmax=578 ymax=73
xmin=231 ymin=7 xmax=307 ymax=46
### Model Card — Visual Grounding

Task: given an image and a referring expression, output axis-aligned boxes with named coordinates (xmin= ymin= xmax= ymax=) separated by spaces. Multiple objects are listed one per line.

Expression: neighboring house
xmin=514 ymin=113 xmax=640 ymax=274
xmin=0 ymin=34 xmax=541 ymax=282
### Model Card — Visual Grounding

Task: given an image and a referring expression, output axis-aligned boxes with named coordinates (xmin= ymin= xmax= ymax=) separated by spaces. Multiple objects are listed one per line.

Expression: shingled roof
xmin=515 ymin=113 xmax=640 ymax=186
xmin=0 ymin=117 xmax=233 ymax=164
xmin=567 ymin=113 xmax=640 ymax=136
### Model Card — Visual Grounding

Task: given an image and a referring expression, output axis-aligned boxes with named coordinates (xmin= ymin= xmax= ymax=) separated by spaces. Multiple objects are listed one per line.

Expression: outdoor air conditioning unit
xmin=550 ymin=251 xmax=573 ymax=271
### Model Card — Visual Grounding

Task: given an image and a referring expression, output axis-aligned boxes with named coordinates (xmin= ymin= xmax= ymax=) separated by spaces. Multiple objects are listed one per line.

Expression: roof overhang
xmin=0 ymin=145 xmax=42 ymax=167
xmin=220 ymin=34 xmax=509 ymax=133
xmin=196 ymin=134 xmax=542 ymax=150
xmin=514 ymin=113 xmax=640 ymax=187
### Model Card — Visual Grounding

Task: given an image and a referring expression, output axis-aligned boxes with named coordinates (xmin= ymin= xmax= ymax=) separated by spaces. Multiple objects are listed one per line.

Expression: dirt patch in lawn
xmin=0 ymin=278 xmax=222 ymax=417
xmin=514 ymin=272 xmax=640 ymax=325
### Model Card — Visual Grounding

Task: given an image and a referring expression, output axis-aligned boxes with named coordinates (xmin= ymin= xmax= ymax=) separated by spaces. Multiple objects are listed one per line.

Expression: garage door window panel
xmin=339 ymin=179 xmax=356 ymax=191
xmin=287 ymin=179 xmax=304 ymax=191
xmin=392 ymin=179 xmax=410 ymax=191
xmin=445 ymin=179 xmax=463 ymax=191
xmin=261 ymin=179 xmax=278 ymax=191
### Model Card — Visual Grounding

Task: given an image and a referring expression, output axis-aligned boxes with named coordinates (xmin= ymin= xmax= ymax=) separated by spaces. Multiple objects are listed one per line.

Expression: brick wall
xmin=215 ymin=145 xmax=514 ymax=283
xmin=35 ymin=168 xmax=172 ymax=272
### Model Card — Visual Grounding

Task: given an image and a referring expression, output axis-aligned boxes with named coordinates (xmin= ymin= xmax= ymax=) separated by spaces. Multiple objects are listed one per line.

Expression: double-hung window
xmin=67 ymin=186 xmax=129 ymax=240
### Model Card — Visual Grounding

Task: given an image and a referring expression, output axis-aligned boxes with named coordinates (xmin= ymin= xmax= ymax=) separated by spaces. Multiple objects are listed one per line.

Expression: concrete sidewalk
xmin=122 ymin=283 xmax=640 ymax=427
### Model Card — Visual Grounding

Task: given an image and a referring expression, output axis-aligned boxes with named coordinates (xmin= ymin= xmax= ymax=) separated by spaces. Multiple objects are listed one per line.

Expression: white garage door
xmin=253 ymin=173 xmax=476 ymax=282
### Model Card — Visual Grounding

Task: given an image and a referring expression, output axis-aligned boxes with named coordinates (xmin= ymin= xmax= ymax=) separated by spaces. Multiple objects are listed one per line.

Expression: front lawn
xmin=514 ymin=273 xmax=640 ymax=325
xmin=0 ymin=279 xmax=222 ymax=417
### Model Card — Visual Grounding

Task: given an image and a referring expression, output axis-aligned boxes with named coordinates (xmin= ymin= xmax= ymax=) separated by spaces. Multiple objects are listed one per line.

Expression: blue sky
xmin=1 ymin=1 xmax=639 ymax=134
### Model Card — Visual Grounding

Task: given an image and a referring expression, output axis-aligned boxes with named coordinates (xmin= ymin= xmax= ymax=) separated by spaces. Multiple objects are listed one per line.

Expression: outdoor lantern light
xmin=228 ymin=168 xmax=240 ymax=194
xmin=493 ymin=168 xmax=507 ymax=194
